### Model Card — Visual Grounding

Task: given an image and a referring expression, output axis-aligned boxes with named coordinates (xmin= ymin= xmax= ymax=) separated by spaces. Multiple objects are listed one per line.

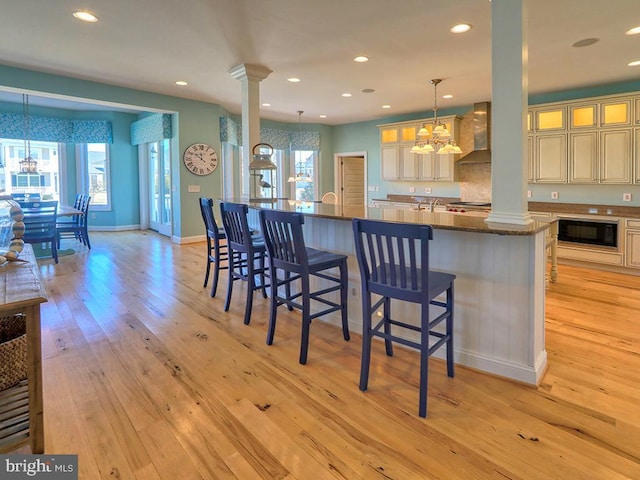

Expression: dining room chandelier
xmin=411 ymin=79 xmax=463 ymax=155
xmin=288 ymin=110 xmax=313 ymax=183
xmin=20 ymin=94 xmax=38 ymax=173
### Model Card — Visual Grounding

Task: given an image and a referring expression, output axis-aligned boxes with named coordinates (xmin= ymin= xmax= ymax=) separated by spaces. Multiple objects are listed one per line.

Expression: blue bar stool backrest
xmin=353 ymin=219 xmax=433 ymax=304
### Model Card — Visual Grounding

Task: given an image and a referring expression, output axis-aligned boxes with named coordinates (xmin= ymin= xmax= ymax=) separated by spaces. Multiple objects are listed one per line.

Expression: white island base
xmin=244 ymin=202 xmax=549 ymax=385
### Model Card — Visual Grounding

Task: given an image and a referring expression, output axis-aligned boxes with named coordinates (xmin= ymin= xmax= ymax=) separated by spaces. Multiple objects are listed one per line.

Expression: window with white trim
xmin=290 ymin=150 xmax=318 ymax=201
xmin=77 ymin=143 xmax=111 ymax=210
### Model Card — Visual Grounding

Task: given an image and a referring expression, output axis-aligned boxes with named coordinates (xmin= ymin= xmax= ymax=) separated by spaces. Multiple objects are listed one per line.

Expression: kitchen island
xmin=230 ymin=198 xmax=552 ymax=385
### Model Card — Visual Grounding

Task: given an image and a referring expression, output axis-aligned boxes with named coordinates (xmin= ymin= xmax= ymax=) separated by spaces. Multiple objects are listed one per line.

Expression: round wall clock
xmin=183 ymin=143 xmax=218 ymax=175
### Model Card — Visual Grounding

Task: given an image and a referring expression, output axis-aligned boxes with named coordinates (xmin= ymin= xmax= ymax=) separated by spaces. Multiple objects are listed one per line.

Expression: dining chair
xmin=20 ymin=200 xmax=59 ymax=263
xmin=321 ymin=192 xmax=339 ymax=204
xmin=352 ymin=218 xmax=456 ymax=418
xmin=219 ymin=202 xmax=268 ymax=326
xmin=259 ymin=209 xmax=349 ymax=364
xmin=56 ymin=195 xmax=91 ymax=249
xmin=198 ymin=197 xmax=229 ymax=297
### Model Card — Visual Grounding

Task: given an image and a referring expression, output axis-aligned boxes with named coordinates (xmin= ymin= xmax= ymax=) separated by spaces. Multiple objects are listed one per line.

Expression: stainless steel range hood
xmin=458 ymin=102 xmax=491 ymax=165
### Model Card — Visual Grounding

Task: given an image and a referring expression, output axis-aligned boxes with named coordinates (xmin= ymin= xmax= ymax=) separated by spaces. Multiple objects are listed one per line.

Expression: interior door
xmin=340 ymin=156 xmax=365 ymax=206
xmin=149 ymin=141 xmax=172 ymax=236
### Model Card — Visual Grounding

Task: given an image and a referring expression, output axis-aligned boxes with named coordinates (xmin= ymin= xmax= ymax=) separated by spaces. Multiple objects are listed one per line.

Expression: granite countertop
xmin=223 ymin=198 xmax=552 ymax=236
xmin=372 ymin=196 xmax=640 ymax=218
xmin=528 ymin=201 xmax=640 ymax=218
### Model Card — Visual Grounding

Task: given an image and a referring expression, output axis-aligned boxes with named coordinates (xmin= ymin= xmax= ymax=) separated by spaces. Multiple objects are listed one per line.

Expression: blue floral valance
xmin=130 ymin=113 xmax=172 ymax=145
xmin=220 ymin=116 xmax=240 ymax=145
xmin=260 ymin=128 xmax=291 ymax=150
xmin=220 ymin=116 xmax=320 ymax=151
xmin=290 ymin=130 xmax=320 ymax=151
xmin=0 ymin=112 xmax=112 ymax=143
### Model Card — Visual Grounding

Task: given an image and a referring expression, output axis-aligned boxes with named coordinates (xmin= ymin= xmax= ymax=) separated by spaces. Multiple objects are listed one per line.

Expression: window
xmin=0 ymin=138 xmax=60 ymax=199
xmin=77 ymin=143 xmax=110 ymax=209
xmin=290 ymin=150 xmax=318 ymax=201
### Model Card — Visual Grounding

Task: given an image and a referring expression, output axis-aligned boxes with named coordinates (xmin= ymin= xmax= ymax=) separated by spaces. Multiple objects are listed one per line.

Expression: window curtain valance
xmin=220 ymin=117 xmax=320 ymax=151
xmin=0 ymin=112 xmax=113 ymax=143
xmin=130 ymin=113 xmax=172 ymax=145
xmin=290 ymin=130 xmax=320 ymax=151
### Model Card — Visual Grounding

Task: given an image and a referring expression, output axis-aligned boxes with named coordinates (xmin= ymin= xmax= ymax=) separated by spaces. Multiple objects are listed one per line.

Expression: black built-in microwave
xmin=557 ymin=218 xmax=618 ymax=248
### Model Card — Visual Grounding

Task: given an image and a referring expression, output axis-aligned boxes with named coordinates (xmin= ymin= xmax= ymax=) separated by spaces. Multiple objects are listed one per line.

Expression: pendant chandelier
xmin=288 ymin=110 xmax=313 ymax=183
xmin=411 ymin=79 xmax=463 ymax=155
xmin=20 ymin=94 xmax=38 ymax=173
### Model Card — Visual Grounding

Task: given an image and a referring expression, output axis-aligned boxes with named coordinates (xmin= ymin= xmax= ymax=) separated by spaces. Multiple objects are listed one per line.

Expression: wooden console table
xmin=0 ymin=245 xmax=47 ymax=453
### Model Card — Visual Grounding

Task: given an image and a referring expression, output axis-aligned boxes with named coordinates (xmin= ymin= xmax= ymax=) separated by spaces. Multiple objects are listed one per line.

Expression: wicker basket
xmin=0 ymin=314 xmax=27 ymax=391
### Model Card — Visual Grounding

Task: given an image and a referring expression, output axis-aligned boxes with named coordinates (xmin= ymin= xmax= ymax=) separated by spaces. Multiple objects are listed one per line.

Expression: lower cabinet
xmin=626 ymin=220 xmax=640 ymax=269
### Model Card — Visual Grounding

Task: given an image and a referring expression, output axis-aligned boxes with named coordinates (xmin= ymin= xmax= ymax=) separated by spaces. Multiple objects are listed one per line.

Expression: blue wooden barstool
xmin=259 ymin=209 xmax=350 ymax=364
xmin=352 ymin=218 xmax=456 ymax=418
xmin=198 ymin=197 xmax=229 ymax=297
xmin=220 ymin=202 xmax=268 ymax=325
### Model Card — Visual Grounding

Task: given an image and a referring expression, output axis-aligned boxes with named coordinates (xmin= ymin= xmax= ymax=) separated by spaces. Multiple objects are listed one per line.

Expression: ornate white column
xmin=485 ymin=0 xmax=533 ymax=226
xmin=229 ymin=64 xmax=272 ymax=197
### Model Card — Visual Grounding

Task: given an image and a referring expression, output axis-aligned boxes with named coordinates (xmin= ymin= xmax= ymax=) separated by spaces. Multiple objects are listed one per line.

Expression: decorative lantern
xmin=249 ymin=143 xmax=277 ymax=202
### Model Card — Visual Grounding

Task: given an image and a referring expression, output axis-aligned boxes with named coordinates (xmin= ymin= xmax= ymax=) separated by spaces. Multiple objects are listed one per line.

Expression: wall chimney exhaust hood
xmin=458 ymin=102 xmax=491 ymax=165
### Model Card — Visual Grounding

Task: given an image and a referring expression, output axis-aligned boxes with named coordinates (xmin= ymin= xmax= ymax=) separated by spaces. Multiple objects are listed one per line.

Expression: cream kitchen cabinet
xmin=533 ymin=106 xmax=566 ymax=132
xmin=381 ymin=145 xmax=401 ymax=180
xmin=634 ymin=128 xmax=640 ymax=183
xmin=600 ymin=98 xmax=631 ymax=127
xmin=570 ymin=104 xmax=597 ymax=129
xmin=420 ymin=153 xmax=455 ymax=182
xmin=529 ymin=92 xmax=639 ymax=185
xmin=532 ymin=133 xmax=567 ymax=183
xmin=568 ymin=129 xmax=631 ymax=184
xmin=380 ymin=126 xmax=399 ymax=144
xmin=599 ymin=129 xmax=632 ymax=183
xmin=569 ymin=131 xmax=598 ymax=183
xmin=379 ymin=116 xmax=460 ymax=183
xmin=401 ymin=145 xmax=419 ymax=180
xmin=625 ymin=219 xmax=640 ymax=269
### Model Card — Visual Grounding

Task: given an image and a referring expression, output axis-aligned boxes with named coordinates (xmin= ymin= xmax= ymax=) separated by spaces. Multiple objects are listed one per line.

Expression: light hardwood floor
xmin=20 ymin=231 xmax=640 ymax=479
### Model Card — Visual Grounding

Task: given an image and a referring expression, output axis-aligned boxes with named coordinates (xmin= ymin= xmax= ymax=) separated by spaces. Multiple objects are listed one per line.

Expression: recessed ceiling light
xmin=354 ymin=56 xmax=369 ymax=63
xmin=287 ymin=77 xmax=301 ymax=83
xmin=450 ymin=24 xmax=471 ymax=34
xmin=342 ymin=93 xmax=352 ymax=97
xmin=382 ymin=105 xmax=391 ymax=109
xmin=572 ymin=38 xmax=599 ymax=48
xmin=73 ymin=11 xmax=98 ymax=23
xmin=319 ymin=114 xmax=327 ymax=118
xmin=629 ymin=60 xmax=640 ymax=67
xmin=442 ymin=94 xmax=453 ymax=99
xmin=362 ymin=88 xmax=375 ymax=93
xmin=626 ymin=26 xmax=640 ymax=35
xmin=262 ymin=103 xmax=271 ymax=107
xmin=175 ymin=81 xmax=188 ymax=86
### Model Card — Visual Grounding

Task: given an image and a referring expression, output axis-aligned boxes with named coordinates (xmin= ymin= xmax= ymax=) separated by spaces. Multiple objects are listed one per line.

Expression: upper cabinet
xmin=533 ymin=107 xmax=566 ymax=132
xmin=378 ymin=116 xmax=461 ymax=182
xmin=380 ymin=126 xmax=399 ymax=144
xmin=570 ymin=104 xmax=597 ymax=129
xmin=600 ymin=99 xmax=631 ymax=127
xmin=529 ymin=92 xmax=639 ymax=185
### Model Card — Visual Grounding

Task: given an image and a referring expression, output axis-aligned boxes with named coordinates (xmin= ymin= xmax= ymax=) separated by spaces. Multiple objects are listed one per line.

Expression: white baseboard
xmin=172 ymin=234 xmax=206 ymax=245
xmin=88 ymin=224 xmax=141 ymax=232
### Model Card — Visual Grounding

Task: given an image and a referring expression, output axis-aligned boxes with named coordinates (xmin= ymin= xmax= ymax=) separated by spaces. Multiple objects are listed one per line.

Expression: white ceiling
xmin=0 ymin=0 xmax=639 ymax=124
